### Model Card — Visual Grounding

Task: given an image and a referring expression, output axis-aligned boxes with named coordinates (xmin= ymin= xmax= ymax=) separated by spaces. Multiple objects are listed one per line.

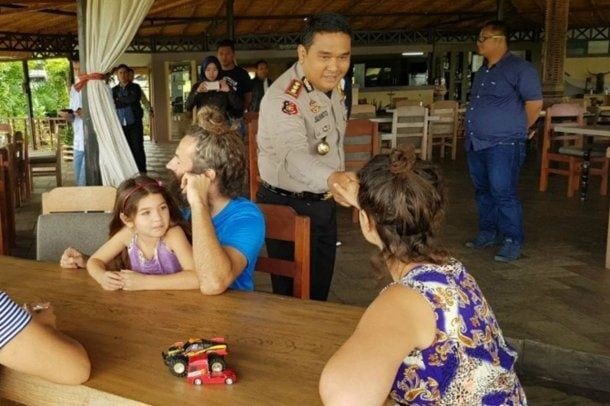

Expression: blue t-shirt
xmin=465 ymin=52 xmax=542 ymax=151
xmin=0 ymin=291 xmax=31 ymax=349
xmin=183 ymin=198 xmax=265 ymax=291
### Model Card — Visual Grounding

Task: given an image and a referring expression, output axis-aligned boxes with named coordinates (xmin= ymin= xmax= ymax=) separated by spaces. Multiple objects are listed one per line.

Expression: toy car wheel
xmin=208 ymin=355 xmax=226 ymax=373
xmin=194 ymin=378 xmax=202 ymax=386
xmin=225 ymin=377 xmax=234 ymax=385
xmin=169 ymin=356 xmax=188 ymax=377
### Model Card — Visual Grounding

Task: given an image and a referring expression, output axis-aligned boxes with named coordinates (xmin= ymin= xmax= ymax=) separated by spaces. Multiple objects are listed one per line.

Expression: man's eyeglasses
xmin=477 ymin=35 xmax=505 ymax=43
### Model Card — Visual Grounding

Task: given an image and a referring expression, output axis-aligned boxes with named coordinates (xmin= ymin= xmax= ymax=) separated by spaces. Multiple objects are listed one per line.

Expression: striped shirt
xmin=0 ymin=291 xmax=31 ymax=349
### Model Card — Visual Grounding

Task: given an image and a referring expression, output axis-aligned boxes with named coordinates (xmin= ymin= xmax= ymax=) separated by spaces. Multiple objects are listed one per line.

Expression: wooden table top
xmin=0 ymin=256 xmax=365 ymax=405
xmin=553 ymin=124 xmax=610 ymax=136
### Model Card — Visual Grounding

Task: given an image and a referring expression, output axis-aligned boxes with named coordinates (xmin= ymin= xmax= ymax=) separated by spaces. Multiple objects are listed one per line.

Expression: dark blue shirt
xmin=465 ymin=52 xmax=542 ymax=151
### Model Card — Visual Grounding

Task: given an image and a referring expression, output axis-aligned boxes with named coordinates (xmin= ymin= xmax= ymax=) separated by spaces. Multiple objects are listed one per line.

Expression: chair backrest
xmin=430 ymin=100 xmax=458 ymax=136
xmin=36 ymin=212 xmax=113 ymax=261
xmin=42 ymin=186 xmax=116 ymax=214
xmin=543 ymin=103 xmax=585 ymax=150
xmin=344 ymin=119 xmax=380 ymax=171
xmin=350 ymin=104 xmax=376 ymax=119
xmin=256 ymin=203 xmax=311 ymax=299
xmin=248 ymin=117 xmax=260 ymax=201
xmin=392 ymin=105 xmax=429 ymax=159
xmin=395 ymin=99 xmax=423 ymax=107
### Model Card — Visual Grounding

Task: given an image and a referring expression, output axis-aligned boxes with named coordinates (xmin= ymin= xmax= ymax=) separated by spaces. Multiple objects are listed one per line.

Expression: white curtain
xmin=84 ymin=0 xmax=153 ymax=186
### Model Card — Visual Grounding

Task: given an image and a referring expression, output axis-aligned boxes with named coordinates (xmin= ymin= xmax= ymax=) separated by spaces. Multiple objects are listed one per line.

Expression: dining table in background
xmin=0 ymin=256 xmax=365 ymax=405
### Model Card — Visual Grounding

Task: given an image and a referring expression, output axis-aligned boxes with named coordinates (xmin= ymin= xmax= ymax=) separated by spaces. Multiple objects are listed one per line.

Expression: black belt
xmin=262 ymin=182 xmax=331 ymax=201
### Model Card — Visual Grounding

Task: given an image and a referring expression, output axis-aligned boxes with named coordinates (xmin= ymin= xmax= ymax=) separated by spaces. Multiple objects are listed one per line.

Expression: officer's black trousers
xmin=122 ymin=122 xmax=147 ymax=173
xmin=256 ymin=185 xmax=337 ymax=301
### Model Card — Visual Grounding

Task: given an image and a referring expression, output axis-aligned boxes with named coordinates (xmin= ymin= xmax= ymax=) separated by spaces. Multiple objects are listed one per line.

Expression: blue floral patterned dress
xmin=388 ymin=258 xmax=526 ymax=405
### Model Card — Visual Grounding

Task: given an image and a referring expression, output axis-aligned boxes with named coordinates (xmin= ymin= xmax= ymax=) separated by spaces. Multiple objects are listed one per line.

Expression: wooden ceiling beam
xmin=589 ymin=0 xmax=607 ymax=25
xmin=147 ymin=0 xmax=201 ymax=16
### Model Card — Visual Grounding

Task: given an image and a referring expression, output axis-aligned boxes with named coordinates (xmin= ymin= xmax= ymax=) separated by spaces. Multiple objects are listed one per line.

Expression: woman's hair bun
xmin=196 ymin=106 xmax=227 ymax=135
xmin=389 ymin=144 xmax=417 ymax=177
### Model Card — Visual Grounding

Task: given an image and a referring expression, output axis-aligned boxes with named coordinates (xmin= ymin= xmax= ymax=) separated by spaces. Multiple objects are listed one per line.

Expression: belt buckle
xmin=322 ymin=192 xmax=333 ymax=201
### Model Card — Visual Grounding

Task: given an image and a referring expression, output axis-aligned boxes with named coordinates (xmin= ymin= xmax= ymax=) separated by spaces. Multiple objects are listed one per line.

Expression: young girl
xmin=320 ymin=146 xmax=526 ymax=405
xmin=87 ymin=175 xmax=195 ymax=291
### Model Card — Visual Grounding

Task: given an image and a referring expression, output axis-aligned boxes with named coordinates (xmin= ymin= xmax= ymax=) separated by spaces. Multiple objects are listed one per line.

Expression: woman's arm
xmin=319 ymin=284 xmax=436 ymax=406
xmin=86 ymin=227 xmax=131 ymax=291
xmin=0 ymin=306 xmax=90 ymax=385
xmin=119 ymin=226 xmax=200 ymax=291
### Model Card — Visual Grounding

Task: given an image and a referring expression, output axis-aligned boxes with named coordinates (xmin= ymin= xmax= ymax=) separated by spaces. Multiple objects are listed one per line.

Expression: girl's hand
xmin=119 ymin=270 xmax=147 ymax=291
xmin=181 ymin=172 xmax=212 ymax=210
xmin=219 ymin=80 xmax=230 ymax=93
xmin=197 ymin=82 xmax=208 ymax=93
xmin=60 ymin=247 xmax=87 ymax=269
xmin=98 ymin=271 xmax=124 ymax=291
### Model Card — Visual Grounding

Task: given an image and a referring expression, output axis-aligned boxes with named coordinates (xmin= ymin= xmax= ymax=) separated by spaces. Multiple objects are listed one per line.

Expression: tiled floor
xmin=9 ymin=140 xmax=610 ymax=402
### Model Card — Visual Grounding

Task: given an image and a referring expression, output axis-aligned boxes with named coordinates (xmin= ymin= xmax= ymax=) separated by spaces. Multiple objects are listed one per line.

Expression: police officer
xmin=257 ymin=13 xmax=355 ymax=301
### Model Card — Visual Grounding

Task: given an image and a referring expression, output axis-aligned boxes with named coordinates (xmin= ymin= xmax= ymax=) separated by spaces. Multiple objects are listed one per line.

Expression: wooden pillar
xmin=77 ymin=0 xmax=102 ymax=185
xmin=541 ymin=0 xmax=569 ymax=103
xmin=496 ymin=0 xmax=506 ymax=21
xmin=227 ymin=0 xmax=235 ymax=39
xmin=21 ymin=60 xmax=36 ymax=150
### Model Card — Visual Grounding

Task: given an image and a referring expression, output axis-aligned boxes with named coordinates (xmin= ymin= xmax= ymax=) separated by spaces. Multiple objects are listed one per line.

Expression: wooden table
xmin=0 ymin=257 xmax=365 ymax=405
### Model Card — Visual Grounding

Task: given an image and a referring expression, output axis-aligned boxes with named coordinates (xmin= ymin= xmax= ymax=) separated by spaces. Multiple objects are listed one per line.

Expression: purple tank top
xmin=127 ymin=234 xmax=182 ymax=275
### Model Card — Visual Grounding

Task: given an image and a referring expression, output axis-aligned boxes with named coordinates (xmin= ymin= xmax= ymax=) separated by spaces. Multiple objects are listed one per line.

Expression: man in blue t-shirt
xmin=464 ymin=21 xmax=542 ymax=262
xmin=61 ymin=114 xmax=265 ymax=294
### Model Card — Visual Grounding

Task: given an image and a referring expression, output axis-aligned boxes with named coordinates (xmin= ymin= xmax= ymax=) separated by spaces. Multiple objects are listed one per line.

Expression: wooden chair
xmin=12 ymin=131 xmax=30 ymax=206
xmin=256 ymin=203 xmax=311 ymax=299
xmin=350 ymin=104 xmax=376 ymax=119
xmin=345 ymin=119 xmax=380 ymax=222
xmin=395 ymin=99 xmax=423 ymax=107
xmin=36 ymin=186 xmax=116 ymax=261
xmin=539 ymin=103 xmax=609 ymax=197
xmin=0 ymin=124 xmax=13 ymax=143
xmin=41 ymin=186 xmax=116 ymax=214
xmin=29 ymin=128 xmax=62 ymax=189
xmin=382 ymin=106 xmax=430 ymax=159
xmin=428 ymin=100 xmax=459 ymax=160
xmin=248 ymin=117 xmax=260 ymax=201
xmin=0 ymin=147 xmax=16 ymax=255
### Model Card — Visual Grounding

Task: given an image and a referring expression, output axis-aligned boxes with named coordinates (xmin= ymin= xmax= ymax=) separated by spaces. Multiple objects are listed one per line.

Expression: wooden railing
xmin=0 ymin=117 xmax=68 ymax=151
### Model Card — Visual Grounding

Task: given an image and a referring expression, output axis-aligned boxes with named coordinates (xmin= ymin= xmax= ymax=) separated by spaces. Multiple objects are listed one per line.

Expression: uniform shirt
xmin=112 ymin=82 xmax=143 ymax=126
xmin=0 ymin=291 xmax=31 ymax=349
xmin=465 ymin=52 xmax=542 ymax=151
xmin=257 ymin=62 xmax=347 ymax=194
xmin=69 ymin=85 xmax=84 ymax=152
xmin=219 ymin=66 xmax=252 ymax=119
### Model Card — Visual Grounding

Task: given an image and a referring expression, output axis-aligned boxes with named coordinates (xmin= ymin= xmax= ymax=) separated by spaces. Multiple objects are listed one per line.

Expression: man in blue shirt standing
xmin=465 ymin=21 xmax=542 ymax=262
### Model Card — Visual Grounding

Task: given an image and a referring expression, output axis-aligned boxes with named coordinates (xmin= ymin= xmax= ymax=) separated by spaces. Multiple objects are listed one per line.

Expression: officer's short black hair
xmin=301 ymin=13 xmax=352 ymax=49
xmin=255 ymin=60 xmax=268 ymax=68
xmin=116 ymin=63 xmax=129 ymax=71
xmin=217 ymin=39 xmax=235 ymax=52
xmin=70 ymin=52 xmax=80 ymax=62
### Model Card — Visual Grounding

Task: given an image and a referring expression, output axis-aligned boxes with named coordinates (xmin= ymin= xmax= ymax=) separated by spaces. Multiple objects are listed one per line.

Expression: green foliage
xmin=0 ymin=61 xmax=27 ymax=117
xmin=28 ymin=58 xmax=70 ymax=117
xmin=59 ymin=124 xmax=74 ymax=146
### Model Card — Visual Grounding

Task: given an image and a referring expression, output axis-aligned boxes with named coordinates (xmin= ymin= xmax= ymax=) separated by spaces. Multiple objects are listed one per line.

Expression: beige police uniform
xmin=256 ymin=61 xmax=348 ymax=301
xmin=257 ymin=62 xmax=347 ymax=194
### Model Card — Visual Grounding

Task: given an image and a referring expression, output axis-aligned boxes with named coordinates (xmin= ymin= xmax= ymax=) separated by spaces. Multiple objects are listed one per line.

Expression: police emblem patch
xmin=285 ymin=79 xmax=302 ymax=98
xmin=282 ymin=100 xmax=299 ymax=115
xmin=309 ymin=100 xmax=321 ymax=114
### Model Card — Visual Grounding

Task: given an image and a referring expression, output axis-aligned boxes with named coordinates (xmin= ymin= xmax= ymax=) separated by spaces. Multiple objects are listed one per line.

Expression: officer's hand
xmin=328 ymin=171 xmax=358 ymax=207
xmin=181 ymin=172 xmax=213 ymax=209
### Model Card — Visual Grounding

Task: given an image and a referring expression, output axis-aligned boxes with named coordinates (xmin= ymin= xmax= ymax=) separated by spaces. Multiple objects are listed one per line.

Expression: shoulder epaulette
xmin=285 ymin=79 xmax=302 ymax=98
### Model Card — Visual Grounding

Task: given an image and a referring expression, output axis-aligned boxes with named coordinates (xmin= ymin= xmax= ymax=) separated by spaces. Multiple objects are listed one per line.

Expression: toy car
xmin=162 ymin=337 xmax=235 ymax=385
xmin=186 ymin=354 xmax=237 ymax=386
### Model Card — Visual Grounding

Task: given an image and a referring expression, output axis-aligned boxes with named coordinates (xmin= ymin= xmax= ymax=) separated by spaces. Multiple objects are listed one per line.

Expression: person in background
xmin=216 ymin=39 xmax=253 ymax=136
xmin=320 ymin=146 xmax=526 ymax=405
xmin=250 ymin=59 xmax=273 ymax=113
xmin=0 ymin=291 xmax=90 ymax=384
xmin=87 ymin=175 xmax=194 ymax=291
xmin=59 ymin=55 xmax=86 ymax=186
xmin=112 ymin=64 xmax=147 ymax=173
xmin=185 ymin=55 xmax=242 ymax=119
xmin=464 ymin=20 xmax=542 ymax=262
xmin=256 ymin=13 xmax=356 ymax=301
